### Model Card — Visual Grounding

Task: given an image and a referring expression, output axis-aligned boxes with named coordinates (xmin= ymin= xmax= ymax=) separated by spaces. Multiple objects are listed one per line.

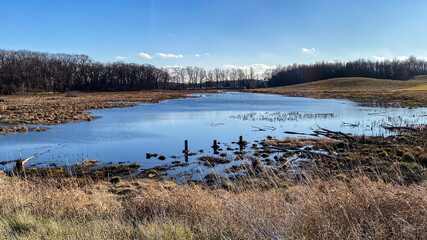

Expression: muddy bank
xmin=0 ymin=125 xmax=47 ymax=135
xmin=0 ymin=90 xmax=205 ymax=135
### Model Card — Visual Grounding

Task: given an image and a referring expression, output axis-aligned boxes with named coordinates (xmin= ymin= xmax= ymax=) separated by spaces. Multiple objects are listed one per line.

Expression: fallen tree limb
xmin=284 ymin=131 xmax=319 ymax=137
xmin=314 ymin=126 xmax=357 ymax=143
xmin=382 ymin=123 xmax=418 ymax=132
xmin=13 ymin=155 xmax=35 ymax=175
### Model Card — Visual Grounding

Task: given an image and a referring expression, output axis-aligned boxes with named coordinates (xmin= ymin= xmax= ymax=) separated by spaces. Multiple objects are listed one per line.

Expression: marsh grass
xmin=401 ymin=85 xmax=427 ymax=91
xmin=1 ymin=166 xmax=427 ymax=240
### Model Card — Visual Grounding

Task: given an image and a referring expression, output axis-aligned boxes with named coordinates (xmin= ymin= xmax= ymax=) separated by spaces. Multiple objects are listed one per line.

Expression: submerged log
xmin=382 ymin=124 xmax=418 ymax=132
xmin=284 ymin=131 xmax=319 ymax=137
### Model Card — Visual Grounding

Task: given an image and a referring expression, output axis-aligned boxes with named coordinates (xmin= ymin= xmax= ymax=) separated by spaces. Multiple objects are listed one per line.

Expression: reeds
xmin=1 ymin=170 xmax=426 ymax=239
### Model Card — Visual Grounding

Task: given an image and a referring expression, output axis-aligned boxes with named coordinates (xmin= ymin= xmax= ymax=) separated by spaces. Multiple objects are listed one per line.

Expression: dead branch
xmin=314 ymin=126 xmax=357 ymax=142
xmin=382 ymin=123 xmax=418 ymax=132
xmin=13 ymin=155 xmax=35 ymax=175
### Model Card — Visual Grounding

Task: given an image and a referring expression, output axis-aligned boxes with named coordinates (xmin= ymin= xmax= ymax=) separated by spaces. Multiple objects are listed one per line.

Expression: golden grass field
xmin=401 ymin=85 xmax=427 ymax=91
xmin=251 ymin=75 xmax=427 ymax=107
xmin=1 ymin=173 xmax=426 ymax=239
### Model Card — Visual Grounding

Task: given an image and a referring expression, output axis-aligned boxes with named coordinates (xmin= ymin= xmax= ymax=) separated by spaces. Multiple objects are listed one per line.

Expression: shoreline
xmin=1 ymin=88 xmax=426 ymax=136
xmin=3 ymin=124 xmax=425 ymax=185
xmin=0 ymin=90 xmax=209 ymax=135
xmin=248 ymin=89 xmax=427 ymax=108
xmin=248 ymin=76 xmax=427 ymax=107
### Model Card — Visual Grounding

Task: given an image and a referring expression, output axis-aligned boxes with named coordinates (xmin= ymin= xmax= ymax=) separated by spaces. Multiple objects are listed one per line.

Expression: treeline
xmin=3 ymin=49 xmax=426 ymax=94
xmin=0 ymin=49 xmax=263 ymax=94
xmin=267 ymin=57 xmax=427 ymax=87
xmin=166 ymin=66 xmax=266 ymax=90
xmin=0 ymin=49 xmax=171 ymax=94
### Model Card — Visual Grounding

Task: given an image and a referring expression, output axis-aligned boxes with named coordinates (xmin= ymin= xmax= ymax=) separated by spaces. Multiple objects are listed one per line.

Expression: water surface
xmin=1 ymin=92 xmax=426 ymax=174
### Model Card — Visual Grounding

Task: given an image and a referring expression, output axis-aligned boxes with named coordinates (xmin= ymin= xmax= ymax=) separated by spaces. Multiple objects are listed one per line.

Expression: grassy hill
xmin=401 ymin=85 xmax=427 ymax=91
xmin=251 ymin=76 xmax=427 ymax=107
xmin=260 ymin=75 xmax=427 ymax=92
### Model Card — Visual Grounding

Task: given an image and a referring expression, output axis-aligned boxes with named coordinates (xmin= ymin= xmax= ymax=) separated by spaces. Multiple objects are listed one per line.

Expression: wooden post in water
xmin=212 ymin=140 xmax=220 ymax=154
xmin=238 ymin=136 xmax=246 ymax=151
xmin=183 ymin=140 xmax=189 ymax=162
xmin=183 ymin=140 xmax=189 ymax=153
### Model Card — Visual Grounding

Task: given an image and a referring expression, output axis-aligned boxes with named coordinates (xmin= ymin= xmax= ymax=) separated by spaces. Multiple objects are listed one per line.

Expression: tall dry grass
xmin=1 ymin=172 xmax=426 ymax=239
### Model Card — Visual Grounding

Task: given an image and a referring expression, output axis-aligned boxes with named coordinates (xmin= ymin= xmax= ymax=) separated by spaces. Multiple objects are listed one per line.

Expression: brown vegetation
xmin=1 ymin=171 xmax=426 ymax=239
xmin=401 ymin=84 xmax=427 ymax=91
xmin=0 ymin=90 xmax=200 ymax=133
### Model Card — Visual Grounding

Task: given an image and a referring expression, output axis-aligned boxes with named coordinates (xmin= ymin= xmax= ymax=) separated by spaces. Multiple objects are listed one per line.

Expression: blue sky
xmin=1 ymin=0 xmax=427 ymax=71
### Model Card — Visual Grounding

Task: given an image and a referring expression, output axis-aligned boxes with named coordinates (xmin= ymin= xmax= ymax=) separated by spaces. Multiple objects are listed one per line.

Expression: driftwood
xmin=314 ymin=127 xmax=357 ymax=143
xmin=285 ymin=127 xmax=355 ymax=141
xmin=0 ymin=160 xmax=16 ymax=165
xmin=252 ymin=126 xmax=266 ymax=131
xmin=284 ymin=131 xmax=319 ymax=137
xmin=382 ymin=124 xmax=418 ymax=132
xmin=252 ymin=126 xmax=276 ymax=131
xmin=342 ymin=121 xmax=359 ymax=127
xmin=13 ymin=156 xmax=35 ymax=175
xmin=283 ymin=154 xmax=301 ymax=166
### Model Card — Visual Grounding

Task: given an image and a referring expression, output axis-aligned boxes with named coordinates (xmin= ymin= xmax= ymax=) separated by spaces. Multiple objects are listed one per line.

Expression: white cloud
xmin=302 ymin=47 xmax=317 ymax=53
xmin=328 ymin=60 xmax=341 ymax=64
xmin=139 ymin=52 xmax=154 ymax=59
xmin=222 ymin=64 xmax=276 ymax=75
xmin=115 ymin=56 xmax=126 ymax=60
xmin=157 ymin=53 xmax=184 ymax=59
xmin=371 ymin=56 xmax=422 ymax=61
xmin=163 ymin=65 xmax=183 ymax=73
xmin=372 ymin=56 xmax=386 ymax=61
xmin=393 ymin=56 xmax=409 ymax=61
xmin=222 ymin=64 xmax=238 ymax=68
xmin=163 ymin=65 xmax=182 ymax=69
xmin=195 ymin=54 xmax=200 ymax=57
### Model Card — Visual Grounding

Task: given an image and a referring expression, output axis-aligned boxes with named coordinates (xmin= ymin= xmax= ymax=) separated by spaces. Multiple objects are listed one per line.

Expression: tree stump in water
xmin=13 ymin=156 xmax=34 ymax=176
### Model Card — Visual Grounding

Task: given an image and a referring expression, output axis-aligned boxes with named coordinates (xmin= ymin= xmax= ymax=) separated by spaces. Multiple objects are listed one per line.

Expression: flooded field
xmin=1 ymin=92 xmax=426 ymax=180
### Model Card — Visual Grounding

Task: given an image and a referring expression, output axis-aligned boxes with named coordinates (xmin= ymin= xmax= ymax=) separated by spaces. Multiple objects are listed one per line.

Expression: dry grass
xmin=251 ymin=76 xmax=427 ymax=107
xmin=1 ymin=173 xmax=426 ymax=239
xmin=401 ymin=85 xmax=427 ymax=91
xmin=265 ymin=76 xmax=427 ymax=92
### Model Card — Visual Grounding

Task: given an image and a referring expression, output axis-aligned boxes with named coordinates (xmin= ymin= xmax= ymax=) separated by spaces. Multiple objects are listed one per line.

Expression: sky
xmin=1 ymin=0 xmax=427 ymax=72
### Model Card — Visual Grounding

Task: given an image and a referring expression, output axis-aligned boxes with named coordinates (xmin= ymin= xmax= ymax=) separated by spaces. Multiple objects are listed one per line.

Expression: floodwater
xmin=1 ymin=92 xmax=426 ymax=176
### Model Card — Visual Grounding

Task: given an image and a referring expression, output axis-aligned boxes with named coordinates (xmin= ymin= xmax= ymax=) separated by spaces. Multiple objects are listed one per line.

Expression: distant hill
xmin=250 ymin=76 xmax=427 ymax=107
xmin=266 ymin=57 xmax=427 ymax=87
xmin=258 ymin=76 xmax=427 ymax=93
